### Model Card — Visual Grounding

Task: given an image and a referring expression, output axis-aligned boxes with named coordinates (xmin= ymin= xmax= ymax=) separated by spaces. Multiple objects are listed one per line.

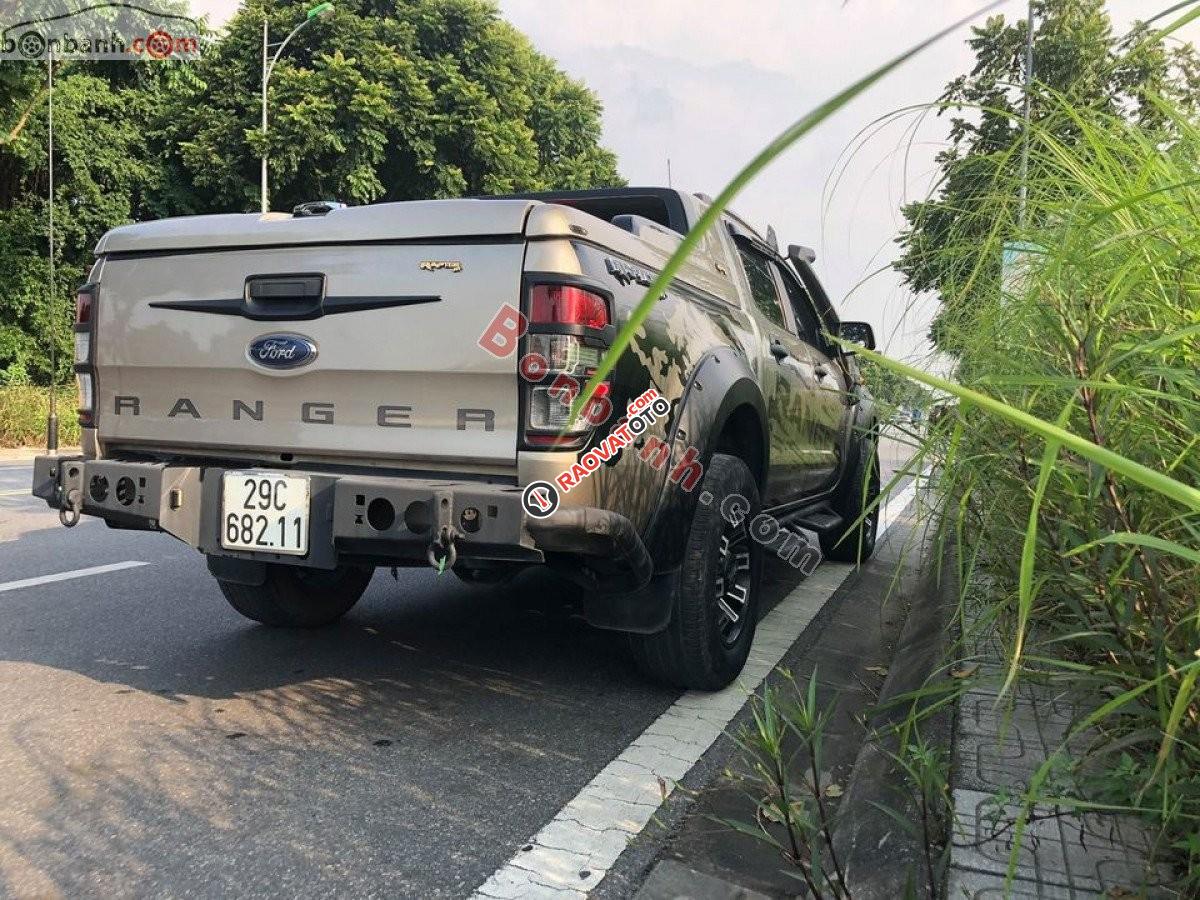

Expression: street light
xmin=1018 ymin=0 xmax=1034 ymax=228
xmin=261 ymin=2 xmax=335 ymax=213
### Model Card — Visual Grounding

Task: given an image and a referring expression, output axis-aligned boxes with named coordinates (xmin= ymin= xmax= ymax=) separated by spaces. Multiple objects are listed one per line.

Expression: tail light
xmin=521 ymin=280 xmax=613 ymax=447
xmin=74 ymin=283 xmax=98 ymax=426
xmin=75 ymin=286 xmax=94 ymax=326
xmin=529 ymin=285 xmax=609 ymax=329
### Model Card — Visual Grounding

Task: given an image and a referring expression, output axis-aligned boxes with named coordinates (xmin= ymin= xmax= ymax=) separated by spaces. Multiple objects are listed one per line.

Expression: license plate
xmin=220 ymin=472 xmax=310 ymax=555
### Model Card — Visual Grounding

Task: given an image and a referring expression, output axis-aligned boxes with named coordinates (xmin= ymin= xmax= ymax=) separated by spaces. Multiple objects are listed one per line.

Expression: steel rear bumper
xmin=31 ymin=456 xmax=653 ymax=592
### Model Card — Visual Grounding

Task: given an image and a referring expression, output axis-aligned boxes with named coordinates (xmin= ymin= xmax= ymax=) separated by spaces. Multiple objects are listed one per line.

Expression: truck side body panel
xmin=543 ymin=236 xmax=756 ymax=542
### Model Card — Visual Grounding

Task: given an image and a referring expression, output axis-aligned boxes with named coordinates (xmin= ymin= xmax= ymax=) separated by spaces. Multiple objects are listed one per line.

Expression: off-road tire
xmin=218 ymin=563 xmax=374 ymax=627
xmin=629 ymin=453 xmax=763 ymax=691
xmin=820 ymin=436 xmax=880 ymax=563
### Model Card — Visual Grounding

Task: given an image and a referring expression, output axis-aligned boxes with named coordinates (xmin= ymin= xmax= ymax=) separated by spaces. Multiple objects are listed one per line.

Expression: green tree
xmin=858 ymin=357 xmax=932 ymax=412
xmin=0 ymin=0 xmax=622 ymax=386
xmin=162 ymin=0 xmax=622 ymax=213
xmin=0 ymin=59 xmax=187 ymax=384
xmin=895 ymin=0 xmax=1200 ymax=354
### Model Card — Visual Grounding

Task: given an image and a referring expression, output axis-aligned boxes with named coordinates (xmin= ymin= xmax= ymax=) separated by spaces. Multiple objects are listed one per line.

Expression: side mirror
xmin=788 ymin=243 xmax=816 ymax=265
xmin=839 ymin=321 xmax=875 ymax=352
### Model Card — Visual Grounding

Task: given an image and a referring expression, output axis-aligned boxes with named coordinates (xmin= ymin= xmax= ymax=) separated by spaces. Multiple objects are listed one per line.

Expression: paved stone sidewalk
xmin=947 ymin=641 xmax=1170 ymax=897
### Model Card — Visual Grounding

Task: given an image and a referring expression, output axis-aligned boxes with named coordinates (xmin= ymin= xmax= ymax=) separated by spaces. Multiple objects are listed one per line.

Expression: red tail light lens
xmin=529 ymin=285 xmax=609 ymax=329
xmin=75 ymin=286 xmax=95 ymax=325
xmin=520 ymin=280 xmax=612 ymax=448
xmin=75 ymin=283 xmax=98 ymax=426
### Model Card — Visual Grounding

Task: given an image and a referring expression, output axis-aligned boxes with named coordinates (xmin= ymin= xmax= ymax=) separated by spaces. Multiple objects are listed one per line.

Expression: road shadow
xmin=0 ymin=551 xmax=819 ymax=897
xmin=0 ymin=522 xmax=816 ymax=701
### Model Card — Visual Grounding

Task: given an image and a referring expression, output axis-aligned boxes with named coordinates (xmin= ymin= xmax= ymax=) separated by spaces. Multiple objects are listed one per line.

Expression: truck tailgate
xmin=93 ymin=240 xmax=523 ymax=467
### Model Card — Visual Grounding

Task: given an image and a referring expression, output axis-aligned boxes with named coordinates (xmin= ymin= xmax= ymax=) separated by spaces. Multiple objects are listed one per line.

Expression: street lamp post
xmin=46 ymin=52 xmax=57 ymax=452
xmin=260 ymin=2 xmax=334 ymax=213
xmin=1018 ymin=0 xmax=1034 ymax=228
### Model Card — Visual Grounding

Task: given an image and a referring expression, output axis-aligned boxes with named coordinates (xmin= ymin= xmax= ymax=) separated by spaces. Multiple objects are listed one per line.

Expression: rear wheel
xmin=629 ymin=453 xmax=763 ymax=691
xmin=820 ymin=436 xmax=880 ymax=563
xmin=217 ymin=563 xmax=374 ymax=627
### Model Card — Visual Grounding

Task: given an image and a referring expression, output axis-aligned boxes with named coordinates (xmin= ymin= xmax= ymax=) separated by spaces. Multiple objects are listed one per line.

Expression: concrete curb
xmin=830 ymin=527 xmax=957 ymax=899
xmin=634 ymin=860 xmax=771 ymax=900
xmin=606 ymin=491 xmax=927 ymax=899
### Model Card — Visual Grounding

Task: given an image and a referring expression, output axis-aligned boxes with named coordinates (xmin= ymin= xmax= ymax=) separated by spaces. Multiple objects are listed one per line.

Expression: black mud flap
xmin=582 ymin=570 xmax=678 ymax=634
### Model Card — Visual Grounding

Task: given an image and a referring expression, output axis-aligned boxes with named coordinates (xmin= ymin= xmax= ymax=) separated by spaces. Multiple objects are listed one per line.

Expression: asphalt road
xmin=0 ymin=438 xmax=915 ymax=898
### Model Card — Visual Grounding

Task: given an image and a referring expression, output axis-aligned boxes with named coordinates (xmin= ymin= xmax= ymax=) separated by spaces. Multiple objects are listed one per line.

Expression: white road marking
xmin=0 ymin=561 xmax=150 ymax=594
xmin=472 ymin=476 xmax=923 ymax=899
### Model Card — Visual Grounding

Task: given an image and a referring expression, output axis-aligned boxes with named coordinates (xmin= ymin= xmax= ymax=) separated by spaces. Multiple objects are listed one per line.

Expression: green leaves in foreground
xmin=848 ymin=345 xmax=1200 ymax=514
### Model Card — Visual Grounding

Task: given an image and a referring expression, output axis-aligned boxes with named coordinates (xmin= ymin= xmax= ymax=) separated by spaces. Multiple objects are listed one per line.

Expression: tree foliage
xmin=896 ymin=0 xmax=1200 ymax=354
xmin=0 ymin=0 xmax=622 ymax=384
xmin=167 ymin=0 xmax=621 ymax=212
xmin=857 ymin=357 xmax=932 ymax=412
xmin=0 ymin=60 xmax=179 ymax=383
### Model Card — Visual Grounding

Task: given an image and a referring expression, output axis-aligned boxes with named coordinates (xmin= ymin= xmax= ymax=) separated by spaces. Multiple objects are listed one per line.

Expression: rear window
xmin=736 ymin=245 xmax=787 ymax=329
xmin=484 ymin=188 xmax=687 ymax=235
xmin=536 ymin=194 xmax=675 ymax=233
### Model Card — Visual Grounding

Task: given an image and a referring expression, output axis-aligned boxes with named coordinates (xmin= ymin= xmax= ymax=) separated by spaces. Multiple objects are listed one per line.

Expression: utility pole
xmin=261 ymin=16 xmax=268 ymax=214
xmin=46 ymin=53 xmax=57 ymax=453
xmin=1018 ymin=0 xmax=1034 ymax=228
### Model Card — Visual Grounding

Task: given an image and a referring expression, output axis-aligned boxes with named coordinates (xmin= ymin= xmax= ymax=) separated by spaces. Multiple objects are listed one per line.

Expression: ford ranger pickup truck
xmin=33 ymin=187 xmax=880 ymax=690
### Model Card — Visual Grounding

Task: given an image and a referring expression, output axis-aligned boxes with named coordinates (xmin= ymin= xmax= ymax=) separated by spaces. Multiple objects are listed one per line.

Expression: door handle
xmin=813 ymin=364 xmax=828 ymax=379
xmin=770 ymin=342 xmax=790 ymax=361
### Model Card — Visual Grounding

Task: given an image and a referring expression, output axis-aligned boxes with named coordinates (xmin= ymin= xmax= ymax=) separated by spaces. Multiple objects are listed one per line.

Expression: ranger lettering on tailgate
xmin=111 ymin=396 xmax=497 ymax=431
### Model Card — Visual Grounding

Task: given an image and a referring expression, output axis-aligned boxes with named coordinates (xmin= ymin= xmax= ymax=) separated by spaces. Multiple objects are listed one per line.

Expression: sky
xmin=190 ymin=0 xmax=1196 ymax=363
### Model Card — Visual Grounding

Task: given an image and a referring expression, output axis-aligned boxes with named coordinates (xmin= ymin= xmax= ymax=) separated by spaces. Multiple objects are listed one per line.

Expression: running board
xmin=777 ymin=506 xmax=845 ymax=536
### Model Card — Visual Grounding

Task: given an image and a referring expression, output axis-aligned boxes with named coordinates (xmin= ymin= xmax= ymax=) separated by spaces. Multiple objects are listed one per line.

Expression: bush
xmin=0 ymin=386 xmax=80 ymax=448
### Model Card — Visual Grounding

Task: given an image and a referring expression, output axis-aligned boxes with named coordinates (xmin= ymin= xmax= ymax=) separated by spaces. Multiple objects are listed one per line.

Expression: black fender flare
xmin=640 ymin=347 xmax=768 ymax=570
xmin=849 ymin=381 xmax=878 ymax=443
xmin=836 ymin=386 xmax=878 ymax=499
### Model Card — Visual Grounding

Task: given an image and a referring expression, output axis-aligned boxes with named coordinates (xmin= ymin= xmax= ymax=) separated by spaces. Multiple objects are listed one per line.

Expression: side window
xmin=735 ymin=244 xmax=787 ymax=329
xmin=774 ymin=261 xmax=824 ymax=345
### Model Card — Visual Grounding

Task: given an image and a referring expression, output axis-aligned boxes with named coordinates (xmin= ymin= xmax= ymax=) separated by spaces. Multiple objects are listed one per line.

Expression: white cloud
xmin=189 ymin=0 xmax=240 ymax=28
xmin=497 ymin=0 xmax=990 ymax=360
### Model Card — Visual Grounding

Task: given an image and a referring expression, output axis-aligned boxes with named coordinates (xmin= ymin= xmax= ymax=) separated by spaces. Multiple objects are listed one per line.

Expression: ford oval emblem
xmin=247 ymin=334 xmax=318 ymax=370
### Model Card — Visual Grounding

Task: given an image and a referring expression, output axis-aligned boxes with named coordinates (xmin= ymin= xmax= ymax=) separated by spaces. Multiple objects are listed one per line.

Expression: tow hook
xmin=58 ymin=487 xmax=83 ymax=528
xmin=426 ymin=490 xmax=459 ymax=574
xmin=426 ymin=526 xmax=458 ymax=573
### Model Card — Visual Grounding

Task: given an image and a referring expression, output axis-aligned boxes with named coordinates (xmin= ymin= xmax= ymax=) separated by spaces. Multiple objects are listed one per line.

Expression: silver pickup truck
xmin=33 ymin=187 xmax=879 ymax=690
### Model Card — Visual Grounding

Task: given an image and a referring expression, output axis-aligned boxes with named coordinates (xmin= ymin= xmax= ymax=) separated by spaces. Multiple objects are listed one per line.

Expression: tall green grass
xmin=888 ymin=93 xmax=1200 ymax=890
